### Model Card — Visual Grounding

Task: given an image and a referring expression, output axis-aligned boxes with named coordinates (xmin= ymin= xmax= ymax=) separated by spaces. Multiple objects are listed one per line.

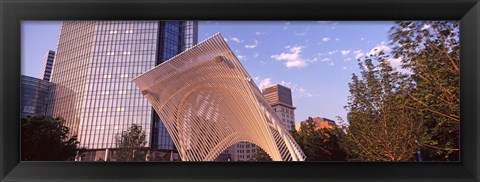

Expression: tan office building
xmin=262 ymin=84 xmax=296 ymax=131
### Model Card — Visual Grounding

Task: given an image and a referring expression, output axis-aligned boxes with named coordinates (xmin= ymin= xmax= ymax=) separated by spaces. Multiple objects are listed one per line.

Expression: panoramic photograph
xmin=21 ymin=21 xmax=459 ymax=162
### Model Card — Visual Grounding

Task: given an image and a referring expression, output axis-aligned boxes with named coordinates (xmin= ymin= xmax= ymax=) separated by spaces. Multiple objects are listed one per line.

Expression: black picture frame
xmin=1 ymin=0 xmax=479 ymax=181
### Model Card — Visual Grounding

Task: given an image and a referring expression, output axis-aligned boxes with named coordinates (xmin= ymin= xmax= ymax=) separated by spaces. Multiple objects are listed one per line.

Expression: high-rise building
xmin=262 ymin=84 xmax=296 ymax=130
xmin=39 ymin=50 xmax=55 ymax=81
xmin=21 ymin=75 xmax=54 ymax=117
xmin=50 ymin=21 xmax=197 ymax=160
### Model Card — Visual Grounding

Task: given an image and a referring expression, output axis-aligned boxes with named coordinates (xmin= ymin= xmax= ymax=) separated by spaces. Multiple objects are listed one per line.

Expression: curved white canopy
xmin=133 ymin=33 xmax=305 ymax=161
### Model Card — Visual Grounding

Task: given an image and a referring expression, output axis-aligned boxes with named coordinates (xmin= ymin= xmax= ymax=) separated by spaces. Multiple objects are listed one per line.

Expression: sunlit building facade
xmin=50 ymin=21 xmax=197 ymax=159
xmin=225 ymin=142 xmax=258 ymax=161
xmin=297 ymin=117 xmax=337 ymax=131
xmin=262 ymin=84 xmax=296 ymax=130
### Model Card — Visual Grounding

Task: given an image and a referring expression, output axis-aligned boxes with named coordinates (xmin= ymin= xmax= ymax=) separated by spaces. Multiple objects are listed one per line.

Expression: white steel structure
xmin=133 ymin=33 xmax=306 ymax=161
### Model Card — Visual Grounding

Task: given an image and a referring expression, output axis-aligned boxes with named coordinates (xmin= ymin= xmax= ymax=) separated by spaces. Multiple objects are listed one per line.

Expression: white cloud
xmin=354 ymin=50 xmax=365 ymax=59
xmin=344 ymin=58 xmax=352 ymax=61
xmin=329 ymin=62 xmax=334 ymax=66
xmin=341 ymin=50 xmax=351 ymax=56
xmin=309 ymin=58 xmax=318 ymax=62
xmin=327 ymin=50 xmax=338 ymax=55
xmin=322 ymin=37 xmax=330 ymax=42
xmin=388 ymin=56 xmax=402 ymax=68
xmin=360 ymin=37 xmax=365 ymax=41
xmin=285 ymin=60 xmax=307 ymax=68
xmin=367 ymin=42 xmax=391 ymax=56
xmin=387 ymin=56 xmax=411 ymax=74
xmin=342 ymin=67 xmax=348 ymax=70
xmin=230 ymin=37 xmax=243 ymax=43
xmin=297 ymin=87 xmax=313 ymax=98
xmin=245 ymin=40 xmax=258 ymax=49
xmin=279 ymin=81 xmax=293 ymax=88
xmin=223 ymin=38 xmax=228 ymax=42
xmin=335 ymin=38 xmax=340 ymax=42
xmin=271 ymin=46 xmax=308 ymax=68
xmin=320 ymin=58 xmax=331 ymax=62
xmin=237 ymin=54 xmax=246 ymax=61
xmin=258 ymin=78 xmax=272 ymax=89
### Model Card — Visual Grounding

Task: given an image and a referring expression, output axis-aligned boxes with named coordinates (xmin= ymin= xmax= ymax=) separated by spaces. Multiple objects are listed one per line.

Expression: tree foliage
xmin=115 ymin=124 xmax=147 ymax=161
xmin=342 ymin=54 xmax=424 ymax=161
xmin=21 ymin=115 xmax=84 ymax=161
xmin=341 ymin=21 xmax=459 ymax=161
xmin=294 ymin=117 xmax=347 ymax=161
xmin=389 ymin=21 xmax=460 ymax=160
xmin=255 ymin=146 xmax=273 ymax=161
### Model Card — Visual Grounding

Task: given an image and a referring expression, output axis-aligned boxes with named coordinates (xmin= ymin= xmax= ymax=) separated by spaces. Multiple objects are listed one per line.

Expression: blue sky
xmin=22 ymin=21 xmax=397 ymax=125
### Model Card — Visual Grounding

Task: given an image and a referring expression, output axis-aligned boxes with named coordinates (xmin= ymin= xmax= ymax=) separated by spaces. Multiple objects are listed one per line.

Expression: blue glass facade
xmin=21 ymin=75 xmax=54 ymax=117
xmin=151 ymin=21 xmax=197 ymax=150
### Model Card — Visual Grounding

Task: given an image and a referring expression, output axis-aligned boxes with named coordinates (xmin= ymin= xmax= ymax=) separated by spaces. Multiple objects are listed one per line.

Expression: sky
xmin=22 ymin=21 xmax=398 ymax=125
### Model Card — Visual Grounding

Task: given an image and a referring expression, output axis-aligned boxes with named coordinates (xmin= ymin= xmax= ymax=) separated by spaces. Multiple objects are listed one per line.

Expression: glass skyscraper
xmin=21 ymin=75 xmax=54 ymax=117
xmin=39 ymin=50 xmax=55 ymax=81
xmin=50 ymin=21 xmax=197 ymax=159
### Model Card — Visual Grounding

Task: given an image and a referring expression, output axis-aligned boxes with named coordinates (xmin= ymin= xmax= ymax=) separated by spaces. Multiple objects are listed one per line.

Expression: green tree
xmin=21 ymin=115 xmax=84 ymax=161
xmin=389 ymin=21 xmax=459 ymax=160
xmin=294 ymin=117 xmax=347 ymax=161
xmin=342 ymin=54 xmax=424 ymax=161
xmin=115 ymin=124 xmax=147 ymax=161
